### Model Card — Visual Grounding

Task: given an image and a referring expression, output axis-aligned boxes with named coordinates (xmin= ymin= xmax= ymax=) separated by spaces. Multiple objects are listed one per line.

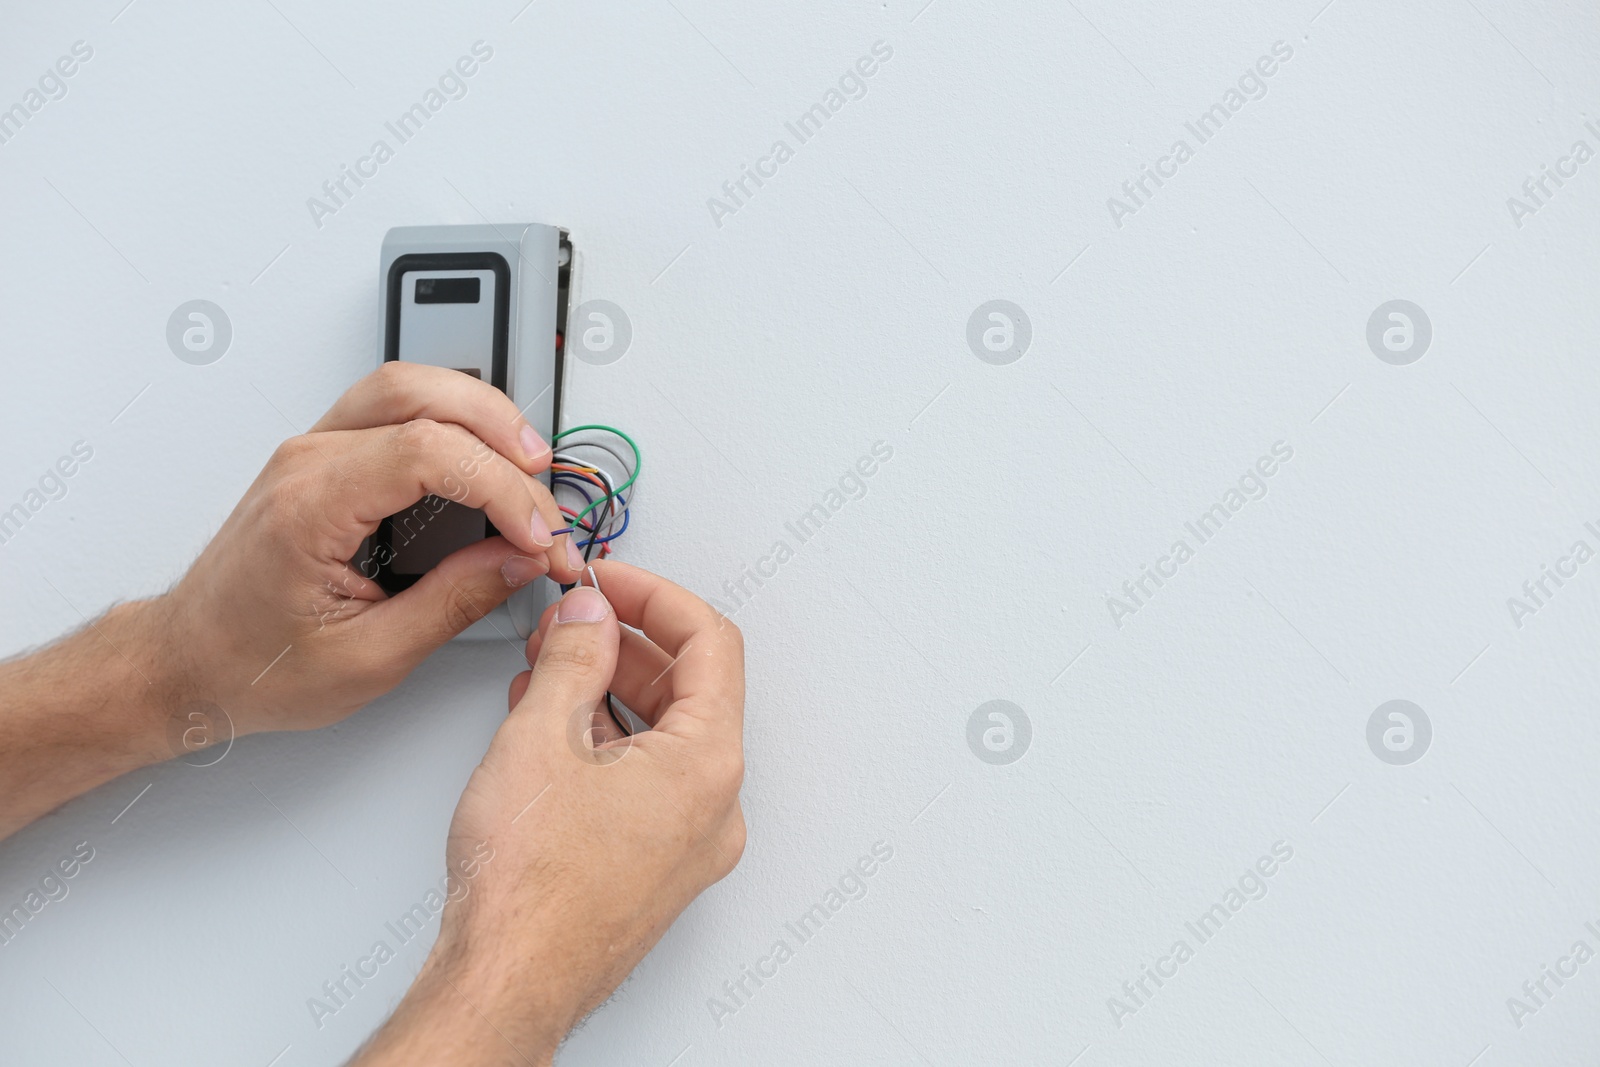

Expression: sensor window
xmin=415 ymin=276 xmax=481 ymax=304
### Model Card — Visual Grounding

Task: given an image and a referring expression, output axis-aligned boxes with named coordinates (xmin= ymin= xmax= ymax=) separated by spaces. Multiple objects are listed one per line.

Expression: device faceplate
xmin=371 ymin=224 xmax=567 ymax=639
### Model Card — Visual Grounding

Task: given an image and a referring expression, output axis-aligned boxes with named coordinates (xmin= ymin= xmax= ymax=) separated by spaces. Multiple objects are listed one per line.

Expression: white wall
xmin=2 ymin=1 xmax=1599 ymax=1063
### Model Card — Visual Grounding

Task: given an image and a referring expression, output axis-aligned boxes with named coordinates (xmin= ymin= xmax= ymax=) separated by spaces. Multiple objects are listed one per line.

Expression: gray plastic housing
xmin=375 ymin=223 xmax=567 ymax=641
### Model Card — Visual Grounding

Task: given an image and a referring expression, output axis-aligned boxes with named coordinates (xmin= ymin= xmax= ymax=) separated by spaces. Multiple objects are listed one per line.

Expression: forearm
xmin=0 ymin=598 xmax=180 ymax=838
xmin=349 ymin=939 xmax=565 ymax=1067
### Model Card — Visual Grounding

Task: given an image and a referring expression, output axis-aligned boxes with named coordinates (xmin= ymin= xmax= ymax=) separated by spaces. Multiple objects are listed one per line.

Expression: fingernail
xmin=566 ymin=538 xmax=584 ymax=571
xmin=501 ymin=555 xmax=548 ymax=588
xmin=520 ymin=425 xmax=550 ymax=462
xmin=530 ymin=510 xmax=553 ymax=548
xmin=556 ymin=585 xmax=609 ymax=623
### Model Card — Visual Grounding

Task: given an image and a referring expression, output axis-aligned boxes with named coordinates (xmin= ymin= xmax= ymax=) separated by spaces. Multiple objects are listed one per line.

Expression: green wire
xmin=551 ymin=423 xmax=641 ymax=531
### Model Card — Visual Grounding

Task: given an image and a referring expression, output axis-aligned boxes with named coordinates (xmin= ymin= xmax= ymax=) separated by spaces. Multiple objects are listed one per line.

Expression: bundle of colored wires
xmin=548 ymin=423 xmax=641 ymax=737
xmin=548 ymin=423 xmax=640 ymax=566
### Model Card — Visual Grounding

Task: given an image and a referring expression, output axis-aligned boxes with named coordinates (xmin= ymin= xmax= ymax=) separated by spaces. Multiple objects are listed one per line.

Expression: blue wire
xmin=584 ymin=498 xmax=629 ymax=545
xmin=551 ymin=473 xmax=597 ymax=505
xmin=549 ymin=474 xmax=595 ymax=540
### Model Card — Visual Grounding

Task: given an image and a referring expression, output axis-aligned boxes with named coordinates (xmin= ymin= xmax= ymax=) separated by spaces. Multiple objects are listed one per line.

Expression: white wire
xmin=552 ymin=450 xmax=626 ymax=549
xmin=555 ymin=453 xmax=618 ymax=540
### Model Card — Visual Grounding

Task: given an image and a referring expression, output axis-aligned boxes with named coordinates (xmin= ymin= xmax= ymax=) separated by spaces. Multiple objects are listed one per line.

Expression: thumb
xmin=515 ymin=585 xmax=619 ymax=735
xmin=366 ymin=536 xmax=539 ymax=651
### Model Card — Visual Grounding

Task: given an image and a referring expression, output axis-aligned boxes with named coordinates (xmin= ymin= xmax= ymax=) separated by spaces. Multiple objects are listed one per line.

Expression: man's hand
xmin=161 ymin=360 xmax=586 ymax=736
xmin=352 ymin=560 xmax=747 ymax=1065
xmin=0 ymin=361 xmax=584 ymax=835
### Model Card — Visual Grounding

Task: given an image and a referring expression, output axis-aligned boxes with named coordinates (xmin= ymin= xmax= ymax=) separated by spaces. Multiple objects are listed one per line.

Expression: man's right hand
xmin=352 ymin=560 xmax=747 ymax=1065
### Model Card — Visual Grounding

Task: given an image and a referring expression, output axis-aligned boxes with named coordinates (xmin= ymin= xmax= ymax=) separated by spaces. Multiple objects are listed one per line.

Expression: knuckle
xmin=372 ymin=358 xmax=414 ymax=393
xmin=695 ymin=601 xmax=742 ymax=649
xmin=393 ymin=417 xmax=445 ymax=455
xmin=717 ymin=616 xmax=745 ymax=655
xmin=367 ymin=361 xmax=419 ymax=414
xmin=267 ymin=434 xmax=316 ymax=472
xmin=535 ymin=639 xmax=601 ymax=678
xmin=440 ymin=589 xmax=485 ymax=637
xmin=260 ymin=474 xmax=308 ymax=518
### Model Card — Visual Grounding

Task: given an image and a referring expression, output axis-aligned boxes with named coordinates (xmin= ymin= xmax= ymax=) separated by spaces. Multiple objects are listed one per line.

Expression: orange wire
xmin=551 ymin=463 xmax=608 ymax=494
xmin=551 ymin=464 xmax=617 ymax=558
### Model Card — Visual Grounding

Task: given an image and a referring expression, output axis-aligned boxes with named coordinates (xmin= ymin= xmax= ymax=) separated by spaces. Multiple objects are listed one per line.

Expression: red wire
xmin=552 ymin=466 xmax=619 ymax=559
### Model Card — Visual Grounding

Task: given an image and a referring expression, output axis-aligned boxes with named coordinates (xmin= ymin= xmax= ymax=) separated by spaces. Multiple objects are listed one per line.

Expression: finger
xmin=607 ymin=632 xmax=677 ymax=727
xmin=583 ymin=560 xmax=744 ymax=740
xmin=526 ymin=605 xmax=675 ymax=728
xmin=358 ymin=535 xmax=537 ymax=653
xmin=319 ymin=561 xmax=388 ymax=605
xmin=311 ymin=362 xmax=551 ymax=473
xmin=523 ymin=598 xmax=560 ymax=665
xmin=523 ymin=598 xmax=560 ymax=666
xmin=321 ymin=420 xmax=585 ymax=584
xmin=590 ymin=699 xmax=630 ymax=747
xmin=508 ymin=670 xmax=532 ymax=713
xmin=514 ymin=586 xmax=620 ymax=742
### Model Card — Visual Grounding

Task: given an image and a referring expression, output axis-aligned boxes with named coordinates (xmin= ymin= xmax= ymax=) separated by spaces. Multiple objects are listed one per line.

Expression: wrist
xmin=98 ymin=596 xmax=197 ymax=765
xmin=0 ymin=596 xmax=189 ymax=836
xmin=353 ymin=934 xmax=566 ymax=1067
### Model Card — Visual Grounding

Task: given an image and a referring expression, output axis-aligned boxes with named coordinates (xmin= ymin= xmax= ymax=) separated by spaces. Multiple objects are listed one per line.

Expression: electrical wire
xmin=546 ymin=424 xmax=639 ymax=565
xmin=544 ymin=426 xmax=641 ymax=739
xmin=554 ymin=459 xmax=617 ymax=554
xmin=552 ymin=467 xmax=621 ymax=559
xmin=552 ymin=424 xmax=641 ymax=534
xmin=573 ymin=564 xmax=634 ymax=738
xmin=552 ymin=439 xmax=635 ymax=481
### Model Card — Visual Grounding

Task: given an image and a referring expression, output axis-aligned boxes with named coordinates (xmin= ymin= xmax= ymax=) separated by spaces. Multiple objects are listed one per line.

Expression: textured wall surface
xmin=2 ymin=2 xmax=1599 ymax=1064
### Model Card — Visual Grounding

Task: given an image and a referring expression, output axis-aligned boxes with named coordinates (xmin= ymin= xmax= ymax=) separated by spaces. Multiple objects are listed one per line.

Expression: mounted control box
xmin=369 ymin=223 xmax=572 ymax=640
